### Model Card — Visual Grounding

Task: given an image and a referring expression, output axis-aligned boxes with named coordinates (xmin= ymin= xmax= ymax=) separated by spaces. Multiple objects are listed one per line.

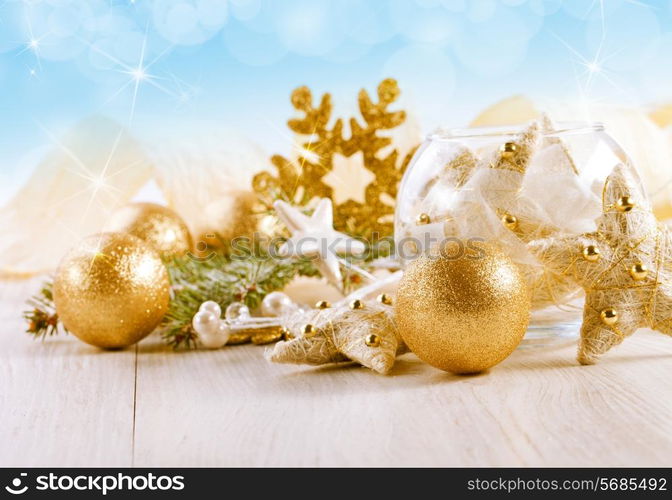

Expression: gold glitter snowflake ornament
xmin=253 ymin=78 xmax=418 ymax=238
xmin=529 ymin=164 xmax=672 ymax=364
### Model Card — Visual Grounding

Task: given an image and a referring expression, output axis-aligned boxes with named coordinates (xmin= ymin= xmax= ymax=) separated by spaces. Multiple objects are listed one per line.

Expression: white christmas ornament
xmin=273 ymin=198 xmax=366 ymax=287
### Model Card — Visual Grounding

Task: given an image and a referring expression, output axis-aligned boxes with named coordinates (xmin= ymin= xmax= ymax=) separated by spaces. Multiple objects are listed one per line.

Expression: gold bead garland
xmin=616 ymin=196 xmax=636 ymax=213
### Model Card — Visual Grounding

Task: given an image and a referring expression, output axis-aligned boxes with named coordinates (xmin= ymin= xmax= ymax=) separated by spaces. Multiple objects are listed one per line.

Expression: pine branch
xmin=23 ymin=280 xmax=66 ymax=340
xmin=162 ymin=252 xmax=318 ymax=349
xmin=21 ymin=237 xmax=395 ymax=350
xmin=22 ymin=251 xmax=319 ymax=350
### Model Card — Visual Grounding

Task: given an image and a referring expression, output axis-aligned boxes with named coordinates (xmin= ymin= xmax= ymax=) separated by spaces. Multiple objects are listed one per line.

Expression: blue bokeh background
xmin=1 ymin=0 xmax=671 ymax=200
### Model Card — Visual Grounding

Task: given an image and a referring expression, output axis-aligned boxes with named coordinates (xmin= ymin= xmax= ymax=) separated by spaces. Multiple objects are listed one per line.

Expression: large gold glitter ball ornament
xmin=395 ymin=243 xmax=530 ymax=374
xmin=106 ymin=202 xmax=192 ymax=259
xmin=53 ymin=233 xmax=170 ymax=349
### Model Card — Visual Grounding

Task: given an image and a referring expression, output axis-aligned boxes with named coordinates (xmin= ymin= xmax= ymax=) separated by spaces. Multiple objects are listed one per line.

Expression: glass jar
xmin=394 ymin=121 xmax=631 ymax=346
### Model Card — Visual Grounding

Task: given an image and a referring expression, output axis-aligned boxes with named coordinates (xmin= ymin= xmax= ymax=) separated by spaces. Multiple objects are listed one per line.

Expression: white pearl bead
xmin=192 ymin=311 xmax=219 ymax=336
xmin=199 ymin=300 xmax=222 ymax=318
xmin=216 ymin=321 xmax=231 ymax=344
xmin=199 ymin=321 xmax=231 ymax=349
xmin=261 ymin=291 xmax=296 ymax=317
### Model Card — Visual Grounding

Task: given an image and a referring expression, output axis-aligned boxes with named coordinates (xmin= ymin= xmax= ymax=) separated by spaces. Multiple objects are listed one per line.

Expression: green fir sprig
xmin=162 ymin=251 xmax=318 ymax=349
xmin=22 ymin=250 xmax=319 ymax=349
xmin=23 ymin=281 xmax=66 ymax=339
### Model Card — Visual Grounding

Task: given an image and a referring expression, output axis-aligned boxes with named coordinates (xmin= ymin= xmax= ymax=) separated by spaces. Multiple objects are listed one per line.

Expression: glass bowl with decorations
xmin=394 ymin=119 xmax=635 ymax=345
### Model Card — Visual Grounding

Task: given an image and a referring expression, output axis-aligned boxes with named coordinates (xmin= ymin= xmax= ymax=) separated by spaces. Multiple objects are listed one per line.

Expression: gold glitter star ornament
xmin=529 ymin=164 xmax=672 ymax=364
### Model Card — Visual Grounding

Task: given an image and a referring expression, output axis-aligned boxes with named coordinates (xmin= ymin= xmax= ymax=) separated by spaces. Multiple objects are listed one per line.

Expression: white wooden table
xmin=1 ymin=278 xmax=671 ymax=467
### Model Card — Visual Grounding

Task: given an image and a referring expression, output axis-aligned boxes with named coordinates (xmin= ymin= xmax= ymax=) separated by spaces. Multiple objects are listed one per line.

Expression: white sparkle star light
xmin=81 ymin=30 xmax=184 ymax=125
xmin=16 ymin=15 xmax=50 ymax=70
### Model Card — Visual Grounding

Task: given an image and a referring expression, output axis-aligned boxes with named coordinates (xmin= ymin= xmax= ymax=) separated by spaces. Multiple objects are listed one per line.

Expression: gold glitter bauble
xmin=395 ymin=244 xmax=530 ymax=374
xmin=196 ymin=190 xmax=260 ymax=254
xmin=106 ymin=202 xmax=192 ymax=259
xmin=53 ymin=233 xmax=170 ymax=349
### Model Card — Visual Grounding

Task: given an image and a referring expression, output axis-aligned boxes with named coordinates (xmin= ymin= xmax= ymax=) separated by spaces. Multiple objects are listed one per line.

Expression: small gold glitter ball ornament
xmin=106 ymin=202 xmax=192 ymax=259
xmin=53 ymin=233 xmax=170 ymax=349
xmin=629 ymin=262 xmax=648 ymax=281
xmin=582 ymin=245 xmax=601 ymax=262
xmin=395 ymin=243 xmax=530 ymax=374
xmin=600 ymin=308 xmax=619 ymax=326
xmin=616 ymin=196 xmax=636 ymax=212
xmin=365 ymin=333 xmax=381 ymax=347
xmin=416 ymin=213 xmax=431 ymax=225
xmin=501 ymin=213 xmax=518 ymax=230
xmin=500 ymin=142 xmax=518 ymax=158
xmin=349 ymin=299 xmax=364 ymax=310
xmin=377 ymin=293 xmax=393 ymax=306
xmin=301 ymin=324 xmax=317 ymax=338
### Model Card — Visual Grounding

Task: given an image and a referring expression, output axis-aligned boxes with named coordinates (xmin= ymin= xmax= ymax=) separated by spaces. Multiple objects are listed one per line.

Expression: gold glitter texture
xmin=53 ymin=232 xmax=170 ymax=349
xmin=394 ymin=243 xmax=530 ymax=374
xmin=252 ymin=78 xmax=417 ymax=238
xmin=106 ymin=202 xmax=193 ymax=259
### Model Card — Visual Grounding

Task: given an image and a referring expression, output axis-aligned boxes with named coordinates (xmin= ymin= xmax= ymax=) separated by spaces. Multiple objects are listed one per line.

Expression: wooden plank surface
xmin=0 ymin=279 xmax=136 ymax=467
xmin=1 ymin=279 xmax=671 ymax=467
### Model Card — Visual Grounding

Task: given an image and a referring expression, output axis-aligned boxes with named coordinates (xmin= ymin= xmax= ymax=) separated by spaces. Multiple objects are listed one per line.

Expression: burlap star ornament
xmin=266 ymin=297 xmax=407 ymax=374
xmin=529 ymin=164 xmax=672 ymax=364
